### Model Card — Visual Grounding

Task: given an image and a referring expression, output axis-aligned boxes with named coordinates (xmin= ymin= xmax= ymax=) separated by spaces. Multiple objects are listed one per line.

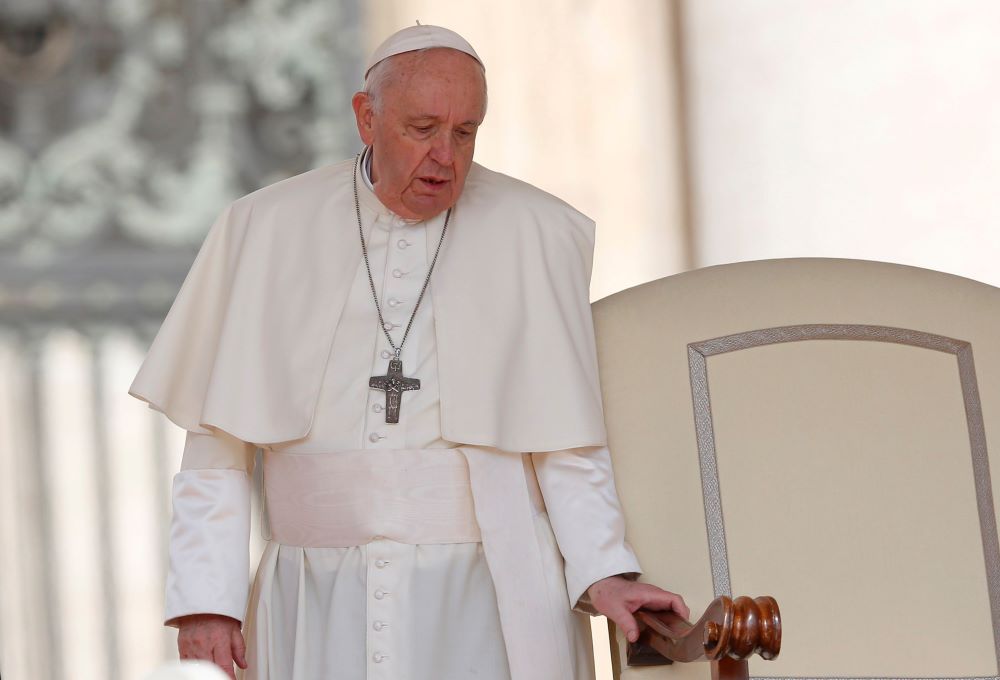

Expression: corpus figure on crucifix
xmin=370 ymin=356 xmax=420 ymax=423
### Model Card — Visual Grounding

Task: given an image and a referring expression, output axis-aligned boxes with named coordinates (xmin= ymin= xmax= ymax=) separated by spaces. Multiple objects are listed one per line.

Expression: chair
xmin=592 ymin=258 xmax=1000 ymax=679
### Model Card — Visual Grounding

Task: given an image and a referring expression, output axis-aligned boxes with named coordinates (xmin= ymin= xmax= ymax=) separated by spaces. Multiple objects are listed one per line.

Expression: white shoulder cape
xmin=129 ymin=157 xmax=608 ymax=452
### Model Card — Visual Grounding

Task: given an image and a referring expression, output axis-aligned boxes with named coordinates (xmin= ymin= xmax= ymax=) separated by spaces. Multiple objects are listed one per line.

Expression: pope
xmin=129 ymin=23 xmax=688 ymax=680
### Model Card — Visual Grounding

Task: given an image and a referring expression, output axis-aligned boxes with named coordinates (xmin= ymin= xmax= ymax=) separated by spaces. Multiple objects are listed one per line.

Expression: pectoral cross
xmin=369 ymin=358 xmax=420 ymax=423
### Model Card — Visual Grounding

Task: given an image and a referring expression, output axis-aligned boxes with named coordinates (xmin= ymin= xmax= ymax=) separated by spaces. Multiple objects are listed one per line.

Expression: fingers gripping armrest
xmin=164 ymin=430 xmax=255 ymax=627
xmin=572 ymin=571 xmax=641 ymax=615
xmin=530 ymin=445 xmax=643 ymax=615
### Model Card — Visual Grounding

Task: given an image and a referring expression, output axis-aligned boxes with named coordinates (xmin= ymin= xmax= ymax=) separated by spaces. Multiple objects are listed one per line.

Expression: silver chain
xmin=352 ymin=152 xmax=451 ymax=359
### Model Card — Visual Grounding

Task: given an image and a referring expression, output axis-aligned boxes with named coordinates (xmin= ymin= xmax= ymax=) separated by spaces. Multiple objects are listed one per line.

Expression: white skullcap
xmin=364 ymin=23 xmax=484 ymax=80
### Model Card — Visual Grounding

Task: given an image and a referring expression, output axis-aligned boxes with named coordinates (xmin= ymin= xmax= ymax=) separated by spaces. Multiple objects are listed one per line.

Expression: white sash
xmin=264 ymin=448 xmax=497 ymax=546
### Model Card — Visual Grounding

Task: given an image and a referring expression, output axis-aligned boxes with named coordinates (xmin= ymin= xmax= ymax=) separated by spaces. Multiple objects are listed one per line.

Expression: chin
xmin=408 ymin=197 xmax=455 ymax=220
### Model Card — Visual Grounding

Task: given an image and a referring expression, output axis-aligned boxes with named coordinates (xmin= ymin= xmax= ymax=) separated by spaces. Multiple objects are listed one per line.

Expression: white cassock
xmin=131 ymin=152 xmax=643 ymax=680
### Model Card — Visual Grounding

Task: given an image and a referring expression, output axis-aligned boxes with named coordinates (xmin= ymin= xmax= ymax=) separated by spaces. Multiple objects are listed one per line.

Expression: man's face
xmin=352 ymin=48 xmax=486 ymax=221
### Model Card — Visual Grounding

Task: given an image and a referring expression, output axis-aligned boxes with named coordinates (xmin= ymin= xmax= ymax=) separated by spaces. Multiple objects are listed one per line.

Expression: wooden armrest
xmin=625 ymin=595 xmax=781 ymax=679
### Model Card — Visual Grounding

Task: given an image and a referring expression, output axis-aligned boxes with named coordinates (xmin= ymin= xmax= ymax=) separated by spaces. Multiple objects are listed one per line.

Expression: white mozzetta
xmin=127 ymin=157 xmax=606 ymax=452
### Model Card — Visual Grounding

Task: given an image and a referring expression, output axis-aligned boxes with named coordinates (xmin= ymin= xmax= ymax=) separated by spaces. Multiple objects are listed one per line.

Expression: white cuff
xmin=164 ymin=469 xmax=251 ymax=627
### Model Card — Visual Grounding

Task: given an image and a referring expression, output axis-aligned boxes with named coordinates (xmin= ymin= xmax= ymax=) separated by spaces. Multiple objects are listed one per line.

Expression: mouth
xmin=417 ymin=176 xmax=450 ymax=191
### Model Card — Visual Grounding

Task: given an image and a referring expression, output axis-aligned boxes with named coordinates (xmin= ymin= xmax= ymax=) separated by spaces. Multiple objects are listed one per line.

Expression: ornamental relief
xmin=0 ymin=0 xmax=361 ymax=252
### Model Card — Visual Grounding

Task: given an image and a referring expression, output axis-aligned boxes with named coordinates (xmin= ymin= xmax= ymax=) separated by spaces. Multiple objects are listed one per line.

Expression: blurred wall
xmin=683 ymin=0 xmax=1000 ymax=287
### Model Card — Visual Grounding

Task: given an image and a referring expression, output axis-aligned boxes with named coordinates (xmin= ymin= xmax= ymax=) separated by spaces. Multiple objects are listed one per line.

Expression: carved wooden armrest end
xmin=626 ymin=594 xmax=781 ymax=674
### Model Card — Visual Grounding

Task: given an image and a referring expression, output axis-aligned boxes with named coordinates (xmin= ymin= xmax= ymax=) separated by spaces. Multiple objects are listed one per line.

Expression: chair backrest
xmin=593 ymin=258 xmax=1000 ymax=679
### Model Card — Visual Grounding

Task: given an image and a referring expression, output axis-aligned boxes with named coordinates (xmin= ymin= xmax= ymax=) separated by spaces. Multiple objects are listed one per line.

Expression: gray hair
xmin=363 ymin=47 xmax=488 ymax=118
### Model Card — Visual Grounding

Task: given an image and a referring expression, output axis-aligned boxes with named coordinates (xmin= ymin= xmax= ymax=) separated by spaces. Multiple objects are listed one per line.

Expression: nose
xmin=428 ymin=132 xmax=454 ymax=166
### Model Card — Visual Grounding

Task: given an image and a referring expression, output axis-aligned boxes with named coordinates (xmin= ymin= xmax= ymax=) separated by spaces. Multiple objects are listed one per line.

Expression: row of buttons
xmin=367 ymin=218 xmax=426 ymax=664
xmin=371 ymin=541 xmax=392 ymax=665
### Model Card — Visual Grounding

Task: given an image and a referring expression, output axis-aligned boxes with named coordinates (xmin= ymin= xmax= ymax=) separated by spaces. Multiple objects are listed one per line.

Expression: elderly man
xmin=129 ymin=24 xmax=688 ymax=680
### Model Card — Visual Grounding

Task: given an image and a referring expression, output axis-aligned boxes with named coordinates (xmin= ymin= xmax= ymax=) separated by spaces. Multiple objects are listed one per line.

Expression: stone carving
xmin=0 ymin=0 xmax=361 ymax=321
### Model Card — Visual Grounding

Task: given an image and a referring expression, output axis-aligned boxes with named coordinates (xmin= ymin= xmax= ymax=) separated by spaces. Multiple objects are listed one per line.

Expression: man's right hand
xmin=176 ymin=614 xmax=247 ymax=680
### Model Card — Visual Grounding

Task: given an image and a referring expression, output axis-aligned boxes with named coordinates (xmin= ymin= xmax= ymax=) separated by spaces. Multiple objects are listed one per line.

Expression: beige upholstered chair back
xmin=592 ymin=258 xmax=1000 ymax=679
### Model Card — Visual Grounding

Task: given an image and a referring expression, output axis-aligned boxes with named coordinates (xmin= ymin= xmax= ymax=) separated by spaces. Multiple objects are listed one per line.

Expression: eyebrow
xmin=409 ymin=115 xmax=482 ymax=127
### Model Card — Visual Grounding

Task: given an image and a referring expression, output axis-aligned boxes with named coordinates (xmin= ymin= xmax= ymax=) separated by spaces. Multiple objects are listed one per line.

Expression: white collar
xmin=361 ymin=145 xmax=375 ymax=192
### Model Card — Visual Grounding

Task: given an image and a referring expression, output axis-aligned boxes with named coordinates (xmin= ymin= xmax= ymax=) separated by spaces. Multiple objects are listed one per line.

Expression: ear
xmin=352 ymin=91 xmax=376 ymax=146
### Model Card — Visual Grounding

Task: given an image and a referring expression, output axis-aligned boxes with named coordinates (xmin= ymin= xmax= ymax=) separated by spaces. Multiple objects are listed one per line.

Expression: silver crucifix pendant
xmin=369 ymin=357 xmax=420 ymax=423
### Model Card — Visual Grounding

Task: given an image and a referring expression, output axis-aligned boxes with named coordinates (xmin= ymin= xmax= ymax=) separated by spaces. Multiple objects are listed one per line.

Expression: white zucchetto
xmin=365 ymin=24 xmax=484 ymax=79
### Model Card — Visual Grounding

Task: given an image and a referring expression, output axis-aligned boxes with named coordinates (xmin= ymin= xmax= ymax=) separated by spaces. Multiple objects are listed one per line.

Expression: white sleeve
xmin=164 ymin=428 xmax=256 ymax=627
xmin=530 ymin=445 xmax=643 ymax=616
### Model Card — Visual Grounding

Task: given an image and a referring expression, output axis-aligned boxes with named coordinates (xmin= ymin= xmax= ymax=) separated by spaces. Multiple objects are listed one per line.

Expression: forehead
xmin=383 ymin=49 xmax=486 ymax=117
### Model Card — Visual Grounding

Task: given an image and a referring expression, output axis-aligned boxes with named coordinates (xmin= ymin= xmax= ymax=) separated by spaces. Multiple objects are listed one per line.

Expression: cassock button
xmin=368 ymin=433 xmax=384 ymax=443
xmin=373 ymin=651 xmax=388 ymax=662
xmin=388 ymin=297 xmax=402 ymax=307
xmin=373 ymin=620 xmax=386 ymax=631
xmin=382 ymin=321 xmax=394 ymax=331
xmin=392 ymin=268 xmax=404 ymax=278
xmin=380 ymin=350 xmax=391 ymax=359
xmin=372 ymin=403 xmax=383 ymax=413
xmin=397 ymin=238 xmax=409 ymax=249
xmin=374 ymin=589 xmax=388 ymax=600
xmin=375 ymin=559 xmax=389 ymax=568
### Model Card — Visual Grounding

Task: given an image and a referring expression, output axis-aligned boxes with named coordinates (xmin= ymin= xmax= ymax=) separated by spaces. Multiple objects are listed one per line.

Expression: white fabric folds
xmin=128 ymin=157 xmax=608 ymax=452
xmin=245 ymin=540 xmax=512 ymax=680
xmin=165 ymin=469 xmax=251 ymax=626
